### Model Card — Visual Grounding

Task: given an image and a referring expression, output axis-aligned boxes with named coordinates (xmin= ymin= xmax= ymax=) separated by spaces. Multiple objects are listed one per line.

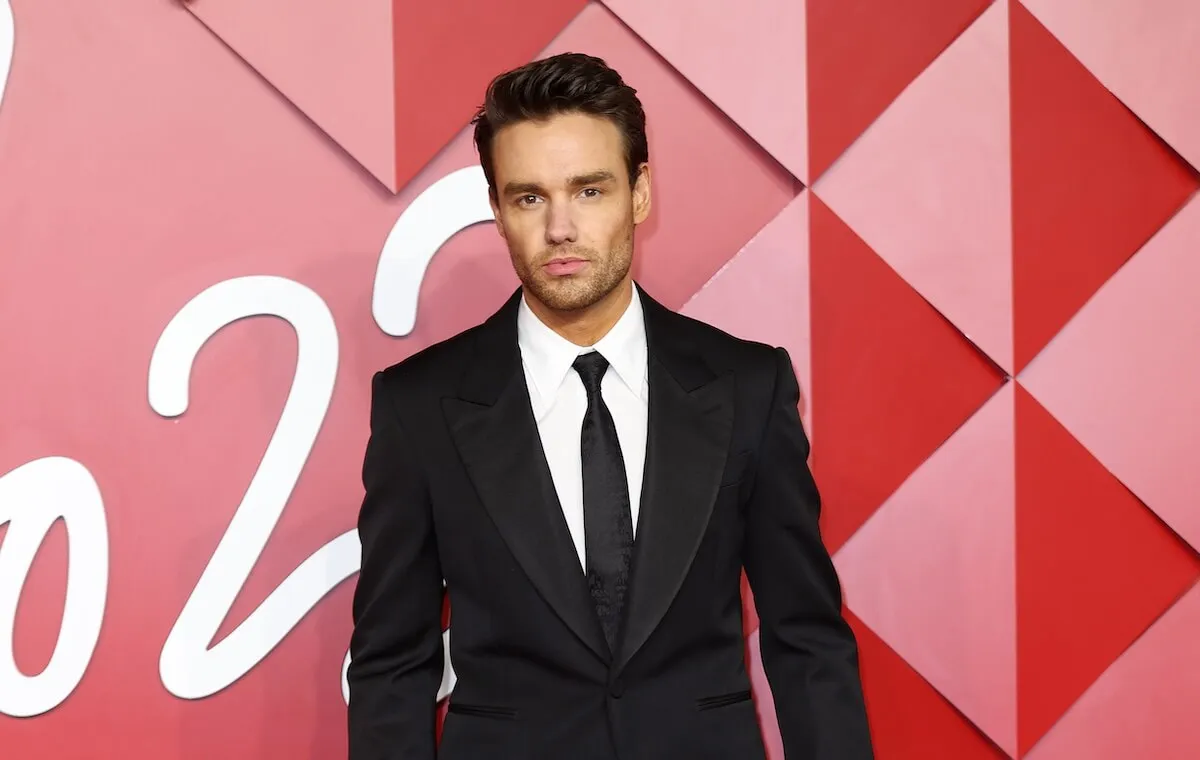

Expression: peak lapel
xmin=616 ymin=290 xmax=735 ymax=674
xmin=442 ymin=289 xmax=610 ymax=664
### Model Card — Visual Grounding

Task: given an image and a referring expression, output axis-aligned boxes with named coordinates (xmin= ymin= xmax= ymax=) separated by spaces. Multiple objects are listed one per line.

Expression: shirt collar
xmin=517 ymin=283 xmax=648 ymax=415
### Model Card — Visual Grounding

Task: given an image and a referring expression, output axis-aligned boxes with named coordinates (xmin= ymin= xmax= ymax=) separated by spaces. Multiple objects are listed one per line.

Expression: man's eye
xmin=518 ymin=195 xmax=540 ymax=206
xmin=581 ymin=188 xmax=600 ymax=198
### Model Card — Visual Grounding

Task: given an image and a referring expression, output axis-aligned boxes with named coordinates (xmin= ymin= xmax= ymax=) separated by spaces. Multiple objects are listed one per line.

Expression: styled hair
xmin=471 ymin=52 xmax=648 ymax=198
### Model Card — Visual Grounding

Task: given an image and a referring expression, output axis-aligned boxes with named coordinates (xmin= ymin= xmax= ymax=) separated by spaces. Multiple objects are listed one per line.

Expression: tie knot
xmin=572 ymin=351 xmax=610 ymax=393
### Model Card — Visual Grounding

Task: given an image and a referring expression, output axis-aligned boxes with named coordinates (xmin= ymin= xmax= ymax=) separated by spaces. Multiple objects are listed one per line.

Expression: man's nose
xmin=545 ymin=201 xmax=578 ymax=245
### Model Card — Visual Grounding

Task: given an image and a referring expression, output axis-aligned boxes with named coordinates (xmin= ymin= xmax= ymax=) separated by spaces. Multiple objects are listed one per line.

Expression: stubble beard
xmin=514 ymin=238 xmax=633 ymax=313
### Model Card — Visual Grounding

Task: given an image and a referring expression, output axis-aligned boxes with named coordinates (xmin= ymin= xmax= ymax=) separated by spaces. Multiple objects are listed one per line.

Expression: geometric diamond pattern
xmin=543 ymin=3 xmax=798 ymax=309
xmin=809 ymin=192 xmax=1006 ymax=554
xmin=1020 ymin=193 xmax=1200 ymax=555
xmin=183 ymin=0 xmax=588 ymax=192
xmin=812 ymin=0 xmax=1016 ymax=373
xmin=847 ymin=610 xmax=1010 ymax=760
xmin=601 ymin=0 xmax=808 ymax=181
xmin=155 ymin=0 xmax=1200 ymax=756
xmin=6 ymin=0 xmax=1200 ymax=756
xmin=1010 ymin=0 xmax=1200 ymax=373
xmin=1020 ymin=0 xmax=1200 ymax=174
xmin=835 ymin=382 xmax=1017 ymax=755
xmin=183 ymin=0 xmax=399 ymax=190
xmin=806 ymin=1 xmax=1200 ymax=746
xmin=1015 ymin=384 xmax=1200 ymax=754
xmin=1022 ymin=583 xmax=1200 ymax=760
xmin=806 ymin=0 xmax=994 ymax=182
xmin=681 ymin=192 xmax=813 ymax=432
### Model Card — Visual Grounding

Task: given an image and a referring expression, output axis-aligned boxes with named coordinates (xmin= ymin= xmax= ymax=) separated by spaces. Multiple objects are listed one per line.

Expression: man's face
xmin=489 ymin=111 xmax=651 ymax=312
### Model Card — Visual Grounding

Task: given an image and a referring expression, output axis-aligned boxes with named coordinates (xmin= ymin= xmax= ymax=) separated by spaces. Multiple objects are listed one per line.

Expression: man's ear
xmin=632 ymin=163 xmax=652 ymax=225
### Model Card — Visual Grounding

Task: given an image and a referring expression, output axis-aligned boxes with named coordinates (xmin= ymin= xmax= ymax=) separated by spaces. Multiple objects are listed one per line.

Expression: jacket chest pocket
xmin=696 ymin=689 xmax=752 ymax=711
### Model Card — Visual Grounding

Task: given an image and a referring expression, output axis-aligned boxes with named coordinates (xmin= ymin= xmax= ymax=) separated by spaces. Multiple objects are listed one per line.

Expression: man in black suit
xmin=347 ymin=52 xmax=874 ymax=760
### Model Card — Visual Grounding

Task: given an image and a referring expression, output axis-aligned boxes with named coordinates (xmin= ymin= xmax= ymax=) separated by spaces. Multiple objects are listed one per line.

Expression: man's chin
xmin=524 ymin=277 xmax=603 ymax=313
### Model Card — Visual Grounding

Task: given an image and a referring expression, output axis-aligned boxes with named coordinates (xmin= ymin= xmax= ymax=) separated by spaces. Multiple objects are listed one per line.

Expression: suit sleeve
xmin=347 ymin=371 xmax=445 ymax=760
xmin=742 ymin=347 xmax=874 ymax=760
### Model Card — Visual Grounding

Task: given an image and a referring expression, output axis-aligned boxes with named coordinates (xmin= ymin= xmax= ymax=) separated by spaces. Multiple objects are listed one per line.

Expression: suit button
xmin=609 ymin=679 xmax=624 ymax=699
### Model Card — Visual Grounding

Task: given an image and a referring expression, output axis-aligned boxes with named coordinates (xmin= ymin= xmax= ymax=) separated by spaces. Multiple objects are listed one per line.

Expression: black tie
xmin=573 ymin=351 xmax=634 ymax=653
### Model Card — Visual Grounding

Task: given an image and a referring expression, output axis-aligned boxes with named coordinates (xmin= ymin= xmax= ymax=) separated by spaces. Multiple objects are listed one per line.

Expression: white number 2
xmin=0 ymin=159 xmax=489 ymax=717
xmin=148 ymin=275 xmax=359 ymax=699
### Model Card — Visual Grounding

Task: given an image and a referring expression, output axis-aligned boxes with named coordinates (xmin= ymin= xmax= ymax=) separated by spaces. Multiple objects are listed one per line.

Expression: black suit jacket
xmin=348 ymin=285 xmax=873 ymax=759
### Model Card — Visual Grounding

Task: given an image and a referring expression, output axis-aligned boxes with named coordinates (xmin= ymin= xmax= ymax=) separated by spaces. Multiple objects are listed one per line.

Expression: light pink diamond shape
xmin=681 ymin=191 xmax=812 ymax=434
xmin=834 ymin=381 xmax=1017 ymax=757
xmin=812 ymin=0 xmax=1013 ymax=374
xmin=1019 ymin=193 xmax=1200 ymax=552
xmin=599 ymin=0 xmax=807 ymax=182
xmin=186 ymin=0 xmax=397 ymax=189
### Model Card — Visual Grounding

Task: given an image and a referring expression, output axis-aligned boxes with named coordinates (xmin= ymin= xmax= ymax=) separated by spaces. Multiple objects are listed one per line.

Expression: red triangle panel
xmin=806 ymin=0 xmax=992 ymax=181
xmin=809 ymin=194 xmax=1006 ymax=553
xmin=393 ymin=0 xmax=589 ymax=190
xmin=1010 ymin=0 xmax=1199 ymax=373
xmin=850 ymin=612 xmax=1009 ymax=760
xmin=1015 ymin=384 xmax=1200 ymax=754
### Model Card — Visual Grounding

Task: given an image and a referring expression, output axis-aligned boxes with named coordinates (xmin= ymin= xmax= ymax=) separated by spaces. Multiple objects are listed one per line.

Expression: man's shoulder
xmin=373 ymin=320 xmax=485 ymax=396
xmin=659 ymin=310 xmax=795 ymax=426
xmin=660 ymin=307 xmax=781 ymax=373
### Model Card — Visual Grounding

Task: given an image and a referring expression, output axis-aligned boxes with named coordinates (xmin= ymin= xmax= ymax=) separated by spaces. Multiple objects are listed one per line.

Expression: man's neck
xmin=525 ymin=279 xmax=634 ymax=347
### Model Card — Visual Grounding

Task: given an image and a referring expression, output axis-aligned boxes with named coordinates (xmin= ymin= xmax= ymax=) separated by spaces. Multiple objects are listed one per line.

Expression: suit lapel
xmin=616 ymin=290 xmax=735 ymax=674
xmin=442 ymin=289 xmax=610 ymax=663
xmin=441 ymin=285 xmax=735 ymax=672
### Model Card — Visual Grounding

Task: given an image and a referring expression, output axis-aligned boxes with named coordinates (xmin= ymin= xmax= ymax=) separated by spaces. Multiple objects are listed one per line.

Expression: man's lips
xmin=543 ymin=258 xmax=588 ymax=276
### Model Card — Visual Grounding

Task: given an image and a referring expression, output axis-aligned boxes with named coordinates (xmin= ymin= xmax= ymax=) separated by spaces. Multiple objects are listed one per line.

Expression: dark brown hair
xmin=471 ymin=52 xmax=648 ymax=198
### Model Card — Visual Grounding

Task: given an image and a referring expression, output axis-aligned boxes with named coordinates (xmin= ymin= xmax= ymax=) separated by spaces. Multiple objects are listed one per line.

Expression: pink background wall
xmin=2 ymin=0 xmax=1199 ymax=757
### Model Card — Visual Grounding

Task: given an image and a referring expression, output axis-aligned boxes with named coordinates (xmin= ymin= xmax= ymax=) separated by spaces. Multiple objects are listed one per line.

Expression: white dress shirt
xmin=516 ymin=284 xmax=649 ymax=572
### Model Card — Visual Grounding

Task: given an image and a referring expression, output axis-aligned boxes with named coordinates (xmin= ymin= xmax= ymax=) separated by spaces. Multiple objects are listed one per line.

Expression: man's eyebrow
xmin=502 ymin=181 xmax=545 ymax=197
xmin=568 ymin=170 xmax=617 ymax=186
xmin=501 ymin=171 xmax=618 ymax=197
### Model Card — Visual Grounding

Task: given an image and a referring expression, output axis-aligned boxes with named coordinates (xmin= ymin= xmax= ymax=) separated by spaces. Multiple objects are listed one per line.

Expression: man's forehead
xmin=494 ymin=125 xmax=624 ymax=185
xmin=495 ymin=114 xmax=621 ymax=158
